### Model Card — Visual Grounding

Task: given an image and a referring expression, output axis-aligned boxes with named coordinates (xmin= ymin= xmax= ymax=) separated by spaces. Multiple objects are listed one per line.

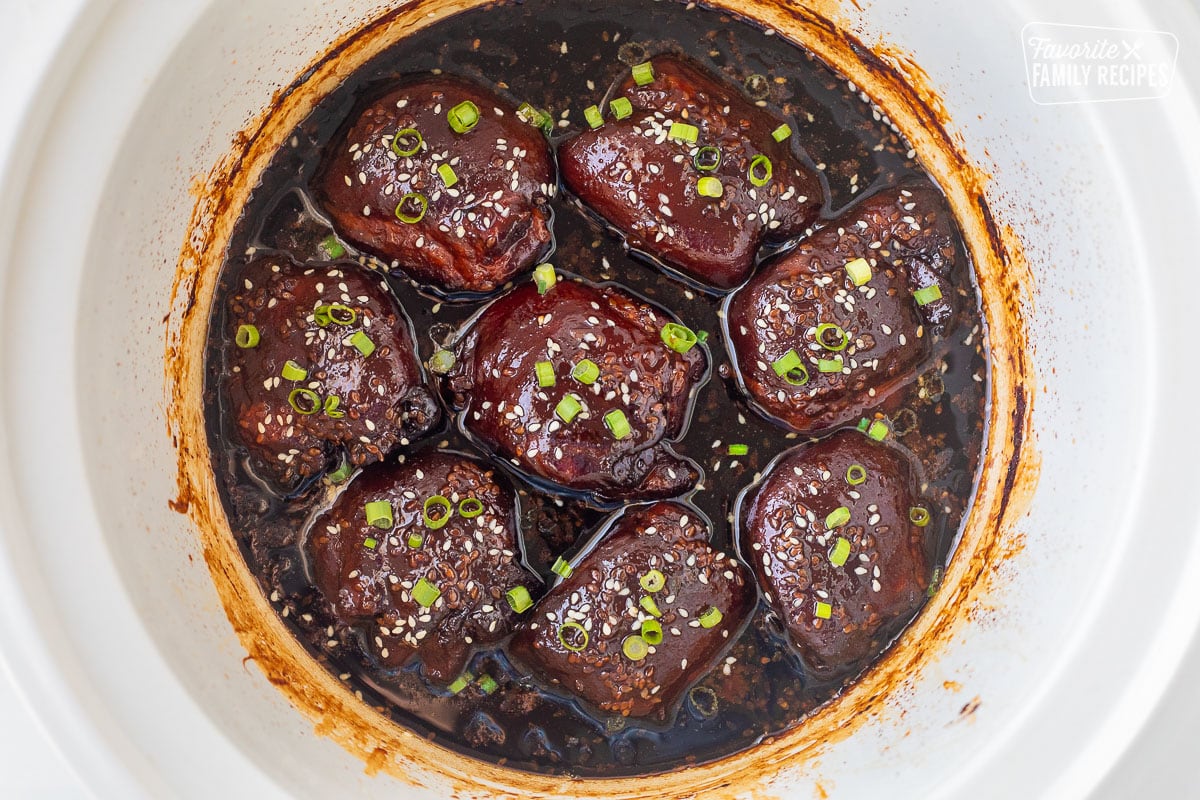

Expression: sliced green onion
xmin=235 ymin=324 xmax=259 ymax=348
xmin=825 ymin=506 xmax=851 ymax=529
xmin=287 ymin=388 xmax=320 ymax=415
xmin=437 ymin=162 xmax=459 ymax=188
xmin=639 ymin=595 xmax=662 ymax=617
xmin=515 ymin=102 xmax=539 ymax=125
xmin=660 ymin=322 xmax=698 ymax=354
xmin=846 ymin=464 xmax=867 ymax=485
xmin=910 ymin=506 xmax=931 ymax=527
xmin=412 ymin=577 xmax=440 ymax=608
xmin=447 ymin=100 xmax=481 ymax=134
xmin=771 ymin=123 xmax=793 ymax=142
xmin=856 ymin=417 xmax=871 ymax=433
xmin=867 ymin=419 xmax=890 ymax=441
xmin=815 ymin=323 xmax=849 ymax=352
xmin=322 ymin=394 xmax=345 ymax=419
xmin=394 ymin=192 xmax=428 ymax=224
xmin=928 ymin=566 xmax=943 ymax=597
xmin=551 ymin=556 xmax=573 ymax=580
xmin=771 ymin=350 xmax=801 ymax=376
xmin=349 ymin=331 xmax=375 ymax=357
xmin=365 ymin=500 xmax=394 ymax=529
xmin=694 ymin=147 xmax=722 ymax=173
xmin=817 ymin=356 xmax=844 ymax=373
xmin=517 ymin=102 xmax=553 ymax=132
xmin=319 ymin=234 xmax=346 ymax=260
xmin=281 ymin=360 xmax=307 ymax=381
xmin=610 ymin=96 xmax=633 ymax=120
xmin=407 ymin=532 xmax=424 ymax=549
xmin=829 ymin=536 xmax=851 ymax=567
xmin=784 ymin=364 xmax=810 ymax=386
xmin=535 ymin=360 xmax=556 ymax=387
xmin=631 ymin=61 xmax=655 ymax=86
xmin=506 ymin=585 xmax=533 ymax=613
xmin=695 ymin=330 xmax=710 ymax=343
xmin=913 ymin=284 xmax=943 ymax=306
xmin=604 ymin=409 xmax=631 ymax=440
xmin=571 ymin=359 xmax=600 ymax=385
xmin=557 ymin=620 xmax=588 ymax=651
xmin=728 ymin=444 xmax=749 ymax=456
xmin=748 ymin=154 xmax=773 ymax=186
xmin=668 ymin=121 xmax=699 ymax=143
xmin=458 ymin=497 xmax=484 ymax=518
xmin=697 ymin=176 xmax=724 ymax=198
xmin=698 ymin=607 xmax=723 ymax=629
xmin=423 ymin=495 xmax=452 ymax=529
xmin=584 ymin=104 xmax=604 ymax=129
xmin=315 ymin=303 xmax=356 ymax=327
xmin=771 ymin=349 xmax=810 ymax=386
xmin=326 ymin=458 xmax=353 ymax=484
xmin=622 ymin=635 xmax=650 ymax=661
xmin=429 ymin=349 xmax=456 ymax=374
xmin=533 ymin=263 xmax=557 ymax=294
xmin=554 ymin=394 xmax=582 ymax=423
xmin=640 ymin=619 xmax=663 ymax=645
xmin=447 ymin=673 xmax=473 ymax=695
xmin=390 ymin=127 xmax=423 ymax=158
xmin=363 ymin=537 xmax=379 ymax=551
xmin=844 ymin=257 xmax=872 ymax=287
xmin=639 ymin=569 xmax=666 ymax=593
xmin=815 ymin=601 xmax=832 ymax=620
xmin=477 ymin=674 xmax=499 ymax=695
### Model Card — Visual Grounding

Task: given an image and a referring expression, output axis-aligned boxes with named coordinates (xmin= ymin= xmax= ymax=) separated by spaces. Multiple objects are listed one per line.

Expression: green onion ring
xmin=235 ymin=324 xmax=259 ymax=348
xmin=280 ymin=360 xmax=307 ymax=381
xmin=557 ymin=620 xmax=589 ymax=652
xmin=639 ymin=569 xmax=666 ymax=593
xmin=423 ymin=495 xmax=452 ymax=529
xmin=447 ymin=101 xmax=481 ymax=134
xmin=622 ymin=635 xmax=650 ymax=661
xmin=364 ymin=500 xmax=394 ymax=530
xmin=814 ymin=322 xmax=849 ymax=351
xmin=412 ymin=577 xmax=441 ymax=608
xmin=390 ymin=127 xmax=422 ymax=158
xmin=394 ymin=192 xmax=428 ymax=224
xmin=315 ymin=303 xmax=356 ymax=326
xmin=825 ymin=506 xmax=851 ymax=529
xmin=287 ymin=388 xmax=320 ymax=415
xmin=693 ymin=145 xmax=721 ymax=172
xmin=748 ymin=154 xmax=773 ymax=187
xmin=506 ymin=586 xmax=533 ymax=613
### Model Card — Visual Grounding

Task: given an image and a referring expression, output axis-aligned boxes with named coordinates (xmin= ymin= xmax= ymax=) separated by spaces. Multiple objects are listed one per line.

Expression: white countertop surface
xmin=2 ymin=0 xmax=92 ymax=796
xmin=2 ymin=1 xmax=1198 ymax=798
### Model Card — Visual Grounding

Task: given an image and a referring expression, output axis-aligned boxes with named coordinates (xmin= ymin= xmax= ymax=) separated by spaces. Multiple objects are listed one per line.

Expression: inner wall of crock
xmin=74 ymin=0 xmax=1142 ymax=798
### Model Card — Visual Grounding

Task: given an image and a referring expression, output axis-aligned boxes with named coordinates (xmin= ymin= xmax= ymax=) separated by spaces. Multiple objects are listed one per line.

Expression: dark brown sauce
xmin=202 ymin=0 xmax=988 ymax=777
